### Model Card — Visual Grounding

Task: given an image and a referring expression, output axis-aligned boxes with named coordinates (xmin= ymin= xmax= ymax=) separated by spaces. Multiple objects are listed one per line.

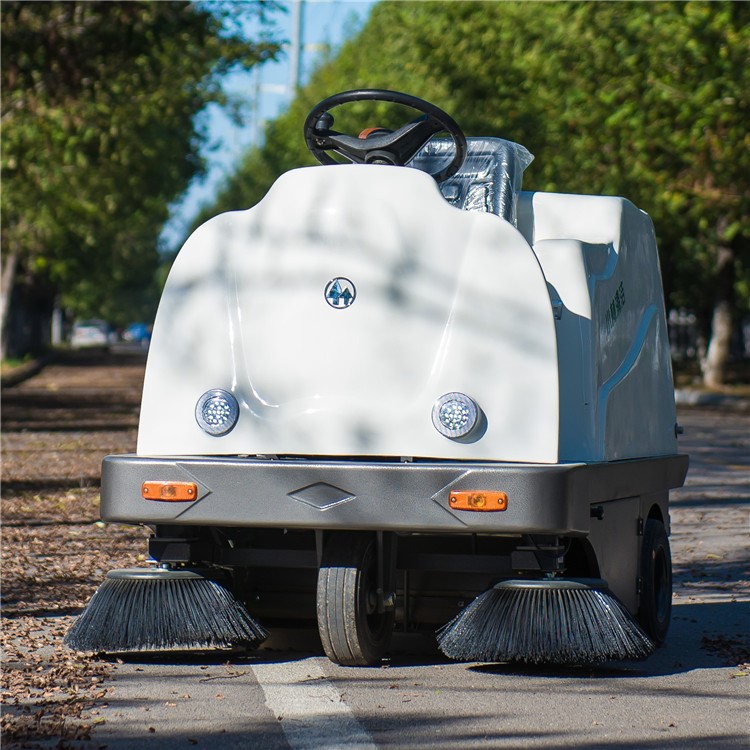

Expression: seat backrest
xmin=409 ymin=137 xmax=533 ymax=225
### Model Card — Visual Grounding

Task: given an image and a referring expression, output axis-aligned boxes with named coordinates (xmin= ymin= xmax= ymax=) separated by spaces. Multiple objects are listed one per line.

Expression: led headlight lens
xmin=195 ymin=389 xmax=239 ymax=436
xmin=431 ymin=392 xmax=484 ymax=441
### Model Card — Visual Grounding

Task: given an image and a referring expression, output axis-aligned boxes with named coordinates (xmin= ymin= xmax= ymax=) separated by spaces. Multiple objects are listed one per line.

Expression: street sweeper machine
xmin=67 ymin=90 xmax=688 ymax=665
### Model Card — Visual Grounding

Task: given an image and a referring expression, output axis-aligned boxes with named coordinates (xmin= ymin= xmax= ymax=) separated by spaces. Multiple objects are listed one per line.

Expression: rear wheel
xmin=638 ymin=518 xmax=672 ymax=644
xmin=317 ymin=532 xmax=395 ymax=666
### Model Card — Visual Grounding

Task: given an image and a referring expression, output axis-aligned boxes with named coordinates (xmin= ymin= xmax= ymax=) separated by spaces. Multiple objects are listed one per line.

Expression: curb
xmin=675 ymin=388 xmax=750 ymax=411
xmin=1 ymin=353 xmax=58 ymax=388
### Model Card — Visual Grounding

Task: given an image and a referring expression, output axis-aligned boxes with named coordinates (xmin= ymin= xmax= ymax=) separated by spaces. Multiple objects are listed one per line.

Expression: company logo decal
xmin=604 ymin=281 xmax=626 ymax=334
xmin=325 ymin=277 xmax=356 ymax=309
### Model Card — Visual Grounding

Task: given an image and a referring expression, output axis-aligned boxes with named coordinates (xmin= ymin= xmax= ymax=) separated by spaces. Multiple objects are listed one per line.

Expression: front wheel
xmin=638 ymin=518 xmax=672 ymax=644
xmin=317 ymin=532 xmax=395 ymax=666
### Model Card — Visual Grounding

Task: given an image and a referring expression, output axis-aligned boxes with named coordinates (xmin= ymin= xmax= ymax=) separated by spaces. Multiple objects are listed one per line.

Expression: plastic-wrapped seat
xmin=410 ymin=137 xmax=533 ymax=226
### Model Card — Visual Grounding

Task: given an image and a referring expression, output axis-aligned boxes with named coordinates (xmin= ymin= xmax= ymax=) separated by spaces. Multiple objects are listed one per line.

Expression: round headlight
xmin=431 ymin=392 xmax=485 ymax=442
xmin=195 ymin=389 xmax=239 ymax=436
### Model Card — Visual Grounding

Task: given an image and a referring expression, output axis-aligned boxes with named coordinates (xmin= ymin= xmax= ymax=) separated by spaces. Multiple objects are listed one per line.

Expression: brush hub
xmin=105 ymin=568 xmax=218 ymax=581
xmin=492 ymin=578 xmax=608 ymax=592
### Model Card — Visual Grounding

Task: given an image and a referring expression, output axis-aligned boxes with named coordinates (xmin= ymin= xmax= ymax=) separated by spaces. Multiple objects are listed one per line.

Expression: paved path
xmin=91 ymin=408 xmax=749 ymax=749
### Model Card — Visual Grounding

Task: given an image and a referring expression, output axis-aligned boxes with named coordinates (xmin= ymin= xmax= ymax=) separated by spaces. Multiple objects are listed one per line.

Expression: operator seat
xmin=410 ymin=137 xmax=532 ymax=226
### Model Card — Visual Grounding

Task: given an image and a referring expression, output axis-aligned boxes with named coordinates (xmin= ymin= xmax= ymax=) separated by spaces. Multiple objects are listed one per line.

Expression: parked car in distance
xmin=70 ymin=319 xmax=111 ymax=349
xmin=122 ymin=322 xmax=152 ymax=348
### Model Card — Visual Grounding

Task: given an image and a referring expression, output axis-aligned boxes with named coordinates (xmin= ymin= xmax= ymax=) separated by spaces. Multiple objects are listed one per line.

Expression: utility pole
xmin=289 ymin=0 xmax=305 ymax=92
xmin=253 ymin=0 xmax=325 ymax=147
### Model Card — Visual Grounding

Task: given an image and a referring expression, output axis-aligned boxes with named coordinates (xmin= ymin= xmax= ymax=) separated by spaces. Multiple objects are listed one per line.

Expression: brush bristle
xmin=437 ymin=580 xmax=655 ymax=664
xmin=65 ymin=569 xmax=268 ymax=653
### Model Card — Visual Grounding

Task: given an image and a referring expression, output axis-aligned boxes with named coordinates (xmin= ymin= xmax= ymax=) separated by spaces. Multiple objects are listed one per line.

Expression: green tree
xmin=200 ymin=0 xmax=748 ymax=386
xmin=1 ymin=0 xmax=280 ymax=354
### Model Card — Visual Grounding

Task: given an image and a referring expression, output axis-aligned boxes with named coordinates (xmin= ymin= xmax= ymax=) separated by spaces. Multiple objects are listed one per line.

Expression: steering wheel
xmin=303 ymin=89 xmax=467 ymax=183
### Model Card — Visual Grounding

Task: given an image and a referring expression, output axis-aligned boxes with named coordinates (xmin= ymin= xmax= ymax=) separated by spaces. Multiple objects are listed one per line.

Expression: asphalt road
xmin=91 ymin=408 xmax=750 ymax=750
xmin=3 ymin=352 xmax=749 ymax=748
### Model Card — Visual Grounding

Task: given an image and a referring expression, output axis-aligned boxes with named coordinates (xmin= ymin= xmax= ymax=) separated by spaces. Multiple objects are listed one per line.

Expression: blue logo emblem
xmin=325 ymin=277 xmax=356 ymax=309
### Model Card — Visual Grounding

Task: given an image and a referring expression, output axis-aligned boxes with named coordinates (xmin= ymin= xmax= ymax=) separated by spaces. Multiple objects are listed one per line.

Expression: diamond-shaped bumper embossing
xmin=288 ymin=482 xmax=356 ymax=510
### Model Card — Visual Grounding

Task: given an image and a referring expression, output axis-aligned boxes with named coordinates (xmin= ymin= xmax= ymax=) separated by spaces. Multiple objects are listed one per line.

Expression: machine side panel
xmin=599 ymin=203 xmax=677 ymax=459
xmin=524 ymin=192 xmax=677 ymax=461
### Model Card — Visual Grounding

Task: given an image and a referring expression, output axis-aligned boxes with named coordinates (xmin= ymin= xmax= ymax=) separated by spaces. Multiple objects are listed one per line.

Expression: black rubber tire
xmin=638 ymin=518 xmax=672 ymax=644
xmin=317 ymin=532 xmax=395 ymax=666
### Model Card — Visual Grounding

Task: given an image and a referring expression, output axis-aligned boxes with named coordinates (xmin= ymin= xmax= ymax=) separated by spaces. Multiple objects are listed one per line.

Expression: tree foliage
xmin=201 ymin=1 xmax=748 ymax=383
xmin=1 ymin=0 xmax=280 ymax=340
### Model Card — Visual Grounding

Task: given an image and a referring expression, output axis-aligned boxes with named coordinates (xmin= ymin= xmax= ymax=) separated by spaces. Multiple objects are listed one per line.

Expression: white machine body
xmin=138 ymin=163 xmax=676 ymax=464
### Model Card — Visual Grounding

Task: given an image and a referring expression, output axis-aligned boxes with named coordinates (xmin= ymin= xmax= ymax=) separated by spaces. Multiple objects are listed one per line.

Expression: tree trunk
xmin=701 ymin=238 xmax=735 ymax=389
xmin=1 ymin=247 xmax=19 ymax=360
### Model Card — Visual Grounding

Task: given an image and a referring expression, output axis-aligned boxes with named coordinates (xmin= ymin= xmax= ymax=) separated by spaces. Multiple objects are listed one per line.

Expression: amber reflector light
xmin=448 ymin=490 xmax=508 ymax=511
xmin=142 ymin=481 xmax=198 ymax=502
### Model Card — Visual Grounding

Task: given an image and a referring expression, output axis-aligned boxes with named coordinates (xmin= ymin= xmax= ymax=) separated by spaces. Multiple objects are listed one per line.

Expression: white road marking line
xmin=251 ymin=657 xmax=377 ymax=749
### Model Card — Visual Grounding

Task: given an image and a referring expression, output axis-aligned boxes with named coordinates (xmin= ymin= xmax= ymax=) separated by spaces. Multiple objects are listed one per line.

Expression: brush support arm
xmin=304 ymin=89 xmax=468 ymax=183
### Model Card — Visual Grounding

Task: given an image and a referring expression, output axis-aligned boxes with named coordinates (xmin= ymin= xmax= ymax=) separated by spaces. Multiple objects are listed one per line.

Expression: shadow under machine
xmin=67 ymin=90 xmax=688 ymax=666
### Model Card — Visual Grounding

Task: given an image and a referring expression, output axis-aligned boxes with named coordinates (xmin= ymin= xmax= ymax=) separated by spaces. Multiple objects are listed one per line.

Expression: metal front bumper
xmin=101 ymin=454 xmax=688 ymax=535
